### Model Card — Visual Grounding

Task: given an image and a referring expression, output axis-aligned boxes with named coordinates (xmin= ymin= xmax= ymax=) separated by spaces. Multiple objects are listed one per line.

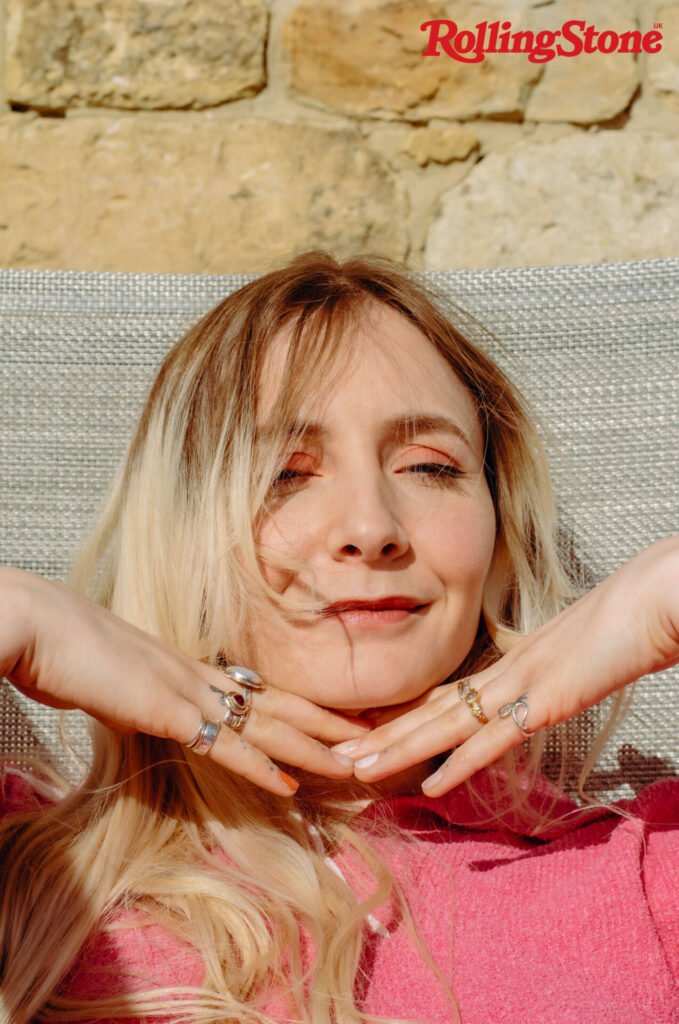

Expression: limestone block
xmin=4 ymin=0 xmax=268 ymax=110
xmin=284 ymin=0 xmax=541 ymax=121
xmin=525 ymin=2 xmax=640 ymax=124
xmin=400 ymin=124 xmax=478 ymax=166
xmin=0 ymin=116 xmax=407 ymax=272
xmin=424 ymin=131 xmax=679 ymax=268
xmin=626 ymin=90 xmax=679 ymax=137
xmin=648 ymin=7 xmax=679 ymax=95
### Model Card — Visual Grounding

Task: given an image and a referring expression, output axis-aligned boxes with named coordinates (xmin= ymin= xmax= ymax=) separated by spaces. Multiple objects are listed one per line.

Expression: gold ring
xmin=458 ymin=677 xmax=489 ymax=724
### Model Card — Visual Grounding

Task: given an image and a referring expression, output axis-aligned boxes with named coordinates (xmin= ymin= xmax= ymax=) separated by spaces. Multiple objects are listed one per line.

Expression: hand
xmin=0 ymin=568 xmax=365 ymax=797
xmin=332 ymin=537 xmax=679 ymax=796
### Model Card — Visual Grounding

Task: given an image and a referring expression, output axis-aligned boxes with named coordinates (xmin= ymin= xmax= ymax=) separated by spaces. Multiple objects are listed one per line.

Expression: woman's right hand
xmin=0 ymin=567 xmax=363 ymax=796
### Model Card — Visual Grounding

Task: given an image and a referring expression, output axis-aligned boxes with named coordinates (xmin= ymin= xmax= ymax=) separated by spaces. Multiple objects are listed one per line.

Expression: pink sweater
xmin=3 ymin=767 xmax=678 ymax=1023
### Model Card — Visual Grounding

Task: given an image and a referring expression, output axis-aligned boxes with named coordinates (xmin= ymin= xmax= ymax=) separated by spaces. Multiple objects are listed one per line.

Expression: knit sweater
xmin=2 ymin=767 xmax=678 ymax=1023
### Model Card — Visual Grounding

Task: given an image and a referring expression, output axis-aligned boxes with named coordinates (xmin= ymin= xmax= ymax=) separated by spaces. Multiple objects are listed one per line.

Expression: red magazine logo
xmin=421 ymin=19 xmax=664 ymax=63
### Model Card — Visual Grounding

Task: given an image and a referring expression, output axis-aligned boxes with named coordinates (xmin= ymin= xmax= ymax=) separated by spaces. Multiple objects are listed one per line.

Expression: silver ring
xmin=220 ymin=664 xmax=265 ymax=691
xmin=210 ymin=685 xmax=252 ymax=733
xmin=185 ymin=715 xmax=221 ymax=755
xmin=222 ymin=705 xmax=251 ymax=733
xmin=209 ymin=663 xmax=263 ymax=732
xmin=211 ymin=682 xmax=251 ymax=709
xmin=210 ymin=683 xmax=253 ymax=711
xmin=498 ymin=694 xmax=534 ymax=739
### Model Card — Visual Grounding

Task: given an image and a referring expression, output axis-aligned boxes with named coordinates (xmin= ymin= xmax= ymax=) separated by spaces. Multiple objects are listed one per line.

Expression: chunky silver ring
xmin=185 ymin=715 xmax=221 ymax=755
xmin=220 ymin=664 xmax=265 ymax=691
xmin=498 ymin=694 xmax=534 ymax=739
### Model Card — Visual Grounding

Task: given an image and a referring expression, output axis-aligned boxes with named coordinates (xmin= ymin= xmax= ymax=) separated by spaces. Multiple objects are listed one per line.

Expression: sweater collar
xmin=357 ymin=768 xmax=615 ymax=841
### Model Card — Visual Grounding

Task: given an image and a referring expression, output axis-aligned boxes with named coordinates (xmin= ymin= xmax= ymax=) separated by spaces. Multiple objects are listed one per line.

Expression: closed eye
xmin=399 ymin=462 xmax=464 ymax=484
xmin=270 ymin=468 xmax=314 ymax=490
xmin=271 ymin=462 xmax=463 ymax=492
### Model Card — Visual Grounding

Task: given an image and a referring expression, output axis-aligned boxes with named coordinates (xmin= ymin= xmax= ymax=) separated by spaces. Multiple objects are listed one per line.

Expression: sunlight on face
xmin=252 ymin=303 xmax=497 ymax=713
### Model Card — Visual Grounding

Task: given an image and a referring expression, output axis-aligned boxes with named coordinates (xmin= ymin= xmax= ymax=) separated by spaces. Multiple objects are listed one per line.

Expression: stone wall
xmin=0 ymin=0 xmax=677 ymax=273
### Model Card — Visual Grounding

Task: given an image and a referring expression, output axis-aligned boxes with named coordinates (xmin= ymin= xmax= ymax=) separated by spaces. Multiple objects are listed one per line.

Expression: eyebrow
xmin=260 ymin=412 xmax=475 ymax=452
xmin=389 ymin=413 xmax=474 ymax=451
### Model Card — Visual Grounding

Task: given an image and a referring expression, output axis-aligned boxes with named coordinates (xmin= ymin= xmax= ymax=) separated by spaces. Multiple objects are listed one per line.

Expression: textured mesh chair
xmin=1 ymin=260 xmax=677 ymax=798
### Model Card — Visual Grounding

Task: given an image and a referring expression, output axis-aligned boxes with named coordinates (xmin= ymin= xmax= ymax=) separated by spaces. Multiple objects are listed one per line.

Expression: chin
xmin=311 ymin=664 xmax=437 ymax=710
xmin=327 ymin=681 xmax=424 ymax=715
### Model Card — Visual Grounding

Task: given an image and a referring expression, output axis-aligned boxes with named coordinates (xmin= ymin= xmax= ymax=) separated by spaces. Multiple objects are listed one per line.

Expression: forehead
xmin=258 ymin=302 xmax=482 ymax=446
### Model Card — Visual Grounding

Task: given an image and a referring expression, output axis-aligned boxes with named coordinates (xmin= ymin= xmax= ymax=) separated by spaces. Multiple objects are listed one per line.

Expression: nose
xmin=325 ymin=473 xmax=410 ymax=563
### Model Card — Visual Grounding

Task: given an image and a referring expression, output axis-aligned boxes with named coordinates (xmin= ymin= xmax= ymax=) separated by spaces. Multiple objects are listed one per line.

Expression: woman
xmin=1 ymin=252 xmax=678 ymax=1024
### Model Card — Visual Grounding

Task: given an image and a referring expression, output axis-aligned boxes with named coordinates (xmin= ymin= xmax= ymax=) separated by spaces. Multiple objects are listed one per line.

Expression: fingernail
xmin=279 ymin=770 xmax=299 ymax=792
xmin=331 ymin=739 xmax=360 ymax=756
xmin=421 ymin=769 xmax=443 ymax=794
xmin=354 ymin=753 xmax=380 ymax=770
xmin=331 ymin=751 xmax=355 ymax=767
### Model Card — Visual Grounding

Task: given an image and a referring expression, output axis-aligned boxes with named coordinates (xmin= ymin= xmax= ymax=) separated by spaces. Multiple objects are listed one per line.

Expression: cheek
xmin=421 ymin=499 xmax=496 ymax=591
xmin=256 ymin=506 xmax=317 ymax=592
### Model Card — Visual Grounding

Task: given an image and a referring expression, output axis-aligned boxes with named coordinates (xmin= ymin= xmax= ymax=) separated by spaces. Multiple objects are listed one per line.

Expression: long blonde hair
xmin=1 ymin=253 xmax=604 ymax=1023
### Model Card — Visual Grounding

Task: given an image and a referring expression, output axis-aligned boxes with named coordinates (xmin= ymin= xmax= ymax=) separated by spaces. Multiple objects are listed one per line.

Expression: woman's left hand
xmin=332 ymin=536 xmax=679 ymax=796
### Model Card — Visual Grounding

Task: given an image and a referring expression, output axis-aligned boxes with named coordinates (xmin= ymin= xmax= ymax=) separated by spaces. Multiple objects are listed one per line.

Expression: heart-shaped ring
xmin=498 ymin=694 xmax=534 ymax=739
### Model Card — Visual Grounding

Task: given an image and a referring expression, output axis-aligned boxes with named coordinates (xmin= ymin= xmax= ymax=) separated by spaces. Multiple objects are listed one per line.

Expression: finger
xmin=351 ymin=673 xmax=534 ymax=784
xmin=110 ymin=667 xmax=303 ymax=798
xmin=179 ymin=701 xmax=301 ymax=797
xmin=332 ymin=665 xmax=507 ymax=763
xmin=206 ymin=667 xmax=372 ymax=744
xmin=420 ymin=714 xmax=527 ymax=797
xmin=351 ymin=701 xmax=478 ymax=783
xmin=135 ymin=664 xmax=354 ymax=790
xmin=216 ymin=705 xmax=356 ymax=778
xmin=331 ymin=663 xmax=509 ymax=761
xmin=248 ymin=688 xmax=373 ymax=744
xmin=331 ymin=687 xmax=456 ymax=760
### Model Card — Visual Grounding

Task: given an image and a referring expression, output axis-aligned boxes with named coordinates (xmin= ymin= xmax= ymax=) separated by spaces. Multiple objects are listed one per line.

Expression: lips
xmin=323 ymin=596 xmax=426 ymax=615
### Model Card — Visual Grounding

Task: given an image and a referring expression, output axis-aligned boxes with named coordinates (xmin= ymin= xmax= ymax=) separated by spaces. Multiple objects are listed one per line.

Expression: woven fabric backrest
xmin=1 ymin=260 xmax=677 ymax=797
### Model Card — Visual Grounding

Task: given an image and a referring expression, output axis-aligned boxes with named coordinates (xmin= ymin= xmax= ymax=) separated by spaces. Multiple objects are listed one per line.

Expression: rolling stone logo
xmin=421 ymin=18 xmax=664 ymax=63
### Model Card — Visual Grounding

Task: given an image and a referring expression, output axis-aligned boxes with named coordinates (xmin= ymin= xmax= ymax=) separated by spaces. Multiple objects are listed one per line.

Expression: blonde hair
xmin=0 ymin=252 xmax=616 ymax=1023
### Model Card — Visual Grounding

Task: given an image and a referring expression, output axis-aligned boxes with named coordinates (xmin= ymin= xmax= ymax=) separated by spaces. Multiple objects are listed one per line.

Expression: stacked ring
xmin=210 ymin=684 xmax=252 ymax=731
xmin=185 ymin=715 xmax=221 ymax=755
xmin=209 ymin=664 xmax=265 ymax=733
xmin=458 ymin=677 xmax=489 ymax=725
